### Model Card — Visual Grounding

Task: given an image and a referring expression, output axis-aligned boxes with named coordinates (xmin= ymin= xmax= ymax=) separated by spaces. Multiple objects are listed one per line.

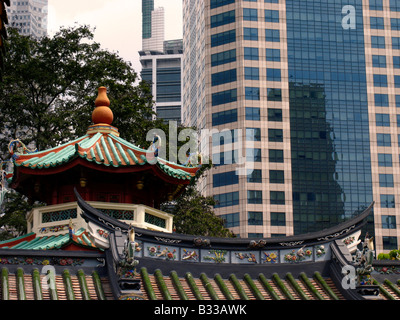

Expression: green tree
xmin=0 ymin=25 xmax=163 ymax=153
xmin=162 ymin=164 xmax=236 ymax=238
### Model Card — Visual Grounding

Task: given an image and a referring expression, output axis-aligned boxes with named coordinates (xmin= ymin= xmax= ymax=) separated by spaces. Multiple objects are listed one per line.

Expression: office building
xmin=6 ymin=0 xmax=47 ymax=38
xmin=182 ymin=0 xmax=400 ymax=252
xmin=140 ymin=0 xmax=182 ymax=123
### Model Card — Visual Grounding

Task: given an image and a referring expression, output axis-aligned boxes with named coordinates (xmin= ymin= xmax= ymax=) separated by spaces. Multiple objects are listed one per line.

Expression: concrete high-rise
xmin=140 ymin=0 xmax=182 ymax=123
xmin=182 ymin=0 xmax=400 ymax=253
xmin=6 ymin=0 xmax=48 ymax=38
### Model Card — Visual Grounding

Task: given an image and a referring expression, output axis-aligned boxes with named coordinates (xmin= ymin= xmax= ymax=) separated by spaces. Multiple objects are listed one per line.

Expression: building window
xmin=244 ymin=47 xmax=259 ymax=60
xmin=394 ymin=56 xmax=400 ymax=68
xmin=212 ymin=88 xmax=237 ymax=106
xmin=391 ymin=18 xmax=400 ymax=30
xmin=391 ymin=0 xmax=400 ymax=11
xmin=243 ymin=8 xmax=258 ymax=21
xmin=211 ymin=10 xmax=235 ymax=28
xmin=248 ymin=190 xmax=262 ymax=204
xmin=375 ymin=94 xmax=389 ymax=107
xmin=211 ymin=49 xmax=236 ymax=67
xmin=393 ymin=37 xmax=400 ymax=49
xmin=211 ymin=29 xmax=236 ymax=47
xmin=210 ymin=0 xmax=235 ymax=9
xmin=247 ymin=169 xmax=262 ymax=183
xmin=383 ymin=236 xmax=398 ymax=250
xmin=375 ymin=113 xmax=390 ymax=126
xmin=378 ymin=154 xmax=393 ymax=167
xmin=371 ymin=36 xmax=385 ymax=48
xmin=246 ymin=148 xmax=262 ymax=162
xmin=271 ymin=212 xmax=286 ymax=226
xmin=244 ymin=67 xmax=260 ymax=80
xmin=212 ymin=69 xmax=237 ymax=86
xmin=370 ymin=17 xmax=385 ymax=29
xmin=266 ymin=68 xmax=281 ymax=81
xmin=268 ymin=128 xmax=283 ymax=142
xmin=220 ymin=212 xmax=240 ymax=228
xmin=377 ymin=133 xmax=391 ymax=146
xmin=372 ymin=55 xmax=386 ymax=68
xmin=395 ymin=75 xmax=400 ymax=88
xmin=396 ymin=95 xmax=400 ymax=107
xmin=382 ymin=215 xmax=397 ymax=229
xmin=265 ymin=9 xmax=279 ymax=22
xmin=270 ymin=191 xmax=285 ymax=204
xmin=381 ymin=194 xmax=395 ymax=208
xmin=244 ymin=27 xmax=258 ymax=40
xmin=265 ymin=29 xmax=280 ymax=42
xmin=248 ymin=211 xmax=263 ymax=225
xmin=373 ymin=74 xmax=388 ymax=87
xmin=269 ymin=170 xmax=284 ymax=183
xmin=266 ymin=48 xmax=281 ymax=61
xmin=212 ymin=109 xmax=238 ymax=126
xmin=245 ymin=87 xmax=260 ymax=100
xmin=268 ymin=108 xmax=282 ymax=121
xmin=214 ymin=191 xmax=239 ymax=208
xmin=269 ymin=149 xmax=284 ymax=163
xmin=379 ymin=173 xmax=394 ymax=187
xmin=246 ymin=128 xmax=261 ymax=141
xmin=213 ymin=171 xmax=239 ymax=187
xmin=370 ymin=0 xmax=383 ymax=10
xmin=245 ymin=107 xmax=260 ymax=121
xmin=267 ymin=88 xmax=282 ymax=101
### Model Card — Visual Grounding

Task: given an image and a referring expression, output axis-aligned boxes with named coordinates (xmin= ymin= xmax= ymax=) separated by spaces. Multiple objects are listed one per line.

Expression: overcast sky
xmin=47 ymin=0 xmax=183 ymax=75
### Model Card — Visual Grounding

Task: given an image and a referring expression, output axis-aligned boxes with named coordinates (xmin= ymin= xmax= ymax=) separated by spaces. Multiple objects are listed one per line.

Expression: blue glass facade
xmin=286 ymin=0 xmax=374 ymax=233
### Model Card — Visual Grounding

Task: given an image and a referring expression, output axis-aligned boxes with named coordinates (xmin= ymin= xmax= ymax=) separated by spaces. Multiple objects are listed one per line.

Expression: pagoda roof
xmin=0 ymin=227 xmax=98 ymax=251
xmin=8 ymin=132 xmax=198 ymax=188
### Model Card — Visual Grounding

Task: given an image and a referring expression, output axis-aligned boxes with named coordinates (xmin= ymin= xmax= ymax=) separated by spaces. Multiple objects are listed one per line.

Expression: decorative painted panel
xmin=232 ymin=251 xmax=259 ymax=264
xmin=144 ymin=244 xmax=179 ymax=261
xmin=261 ymin=251 xmax=279 ymax=264
xmin=201 ymin=249 xmax=229 ymax=264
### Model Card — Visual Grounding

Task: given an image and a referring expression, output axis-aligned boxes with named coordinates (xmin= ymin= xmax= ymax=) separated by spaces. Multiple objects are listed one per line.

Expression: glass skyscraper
xmin=182 ymin=0 xmax=400 ymax=253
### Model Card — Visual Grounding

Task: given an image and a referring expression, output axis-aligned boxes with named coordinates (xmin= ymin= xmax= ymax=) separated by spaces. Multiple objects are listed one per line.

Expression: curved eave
xmin=10 ymin=133 xmax=197 ymax=185
xmin=75 ymin=188 xmax=374 ymax=250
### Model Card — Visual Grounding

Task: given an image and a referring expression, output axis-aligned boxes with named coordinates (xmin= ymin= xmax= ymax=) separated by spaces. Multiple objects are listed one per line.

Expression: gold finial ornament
xmin=92 ymin=86 xmax=113 ymax=125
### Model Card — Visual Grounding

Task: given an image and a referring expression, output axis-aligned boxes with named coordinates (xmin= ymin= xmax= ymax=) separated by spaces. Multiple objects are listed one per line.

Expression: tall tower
xmin=182 ymin=0 xmax=400 ymax=253
xmin=6 ymin=0 xmax=48 ymax=39
xmin=142 ymin=0 xmax=164 ymax=52
xmin=140 ymin=0 xmax=182 ymax=124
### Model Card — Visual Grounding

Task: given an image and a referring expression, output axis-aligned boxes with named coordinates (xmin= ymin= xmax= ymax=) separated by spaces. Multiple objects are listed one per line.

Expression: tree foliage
xmin=0 ymin=25 xmax=164 ymax=153
xmin=162 ymin=164 xmax=236 ymax=238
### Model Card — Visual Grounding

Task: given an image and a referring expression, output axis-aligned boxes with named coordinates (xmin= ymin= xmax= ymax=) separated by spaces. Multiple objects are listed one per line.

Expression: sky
xmin=47 ymin=0 xmax=183 ymax=75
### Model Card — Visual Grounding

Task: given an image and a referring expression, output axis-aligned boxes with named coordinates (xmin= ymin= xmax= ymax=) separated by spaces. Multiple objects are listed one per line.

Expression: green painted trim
xmin=127 ymin=149 xmax=139 ymax=164
xmin=185 ymin=272 xmax=204 ymax=300
xmin=107 ymin=136 xmax=122 ymax=165
xmin=170 ymin=271 xmax=189 ymax=300
xmin=141 ymin=267 xmax=157 ymax=300
xmin=46 ymin=268 xmax=58 ymax=300
xmin=77 ymin=269 xmax=91 ymax=300
xmin=214 ymin=273 xmax=234 ymax=300
xmin=384 ymin=279 xmax=400 ymax=298
xmin=272 ymin=273 xmax=295 ymax=300
xmin=92 ymin=271 xmax=106 ymax=300
xmin=314 ymin=272 xmax=339 ymax=300
xmin=32 ymin=269 xmax=43 ymax=300
xmin=96 ymin=142 xmax=105 ymax=162
xmin=374 ymin=279 xmax=395 ymax=300
xmin=62 ymin=269 xmax=75 ymax=300
xmin=116 ymin=142 xmax=130 ymax=164
xmin=1 ymin=267 xmax=9 ymax=300
xmin=258 ymin=273 xmax=280 ymax=300
xmin=16 ymin=268 xmax=26 ymax=300
xmin=200 ymin=273 xmax=219 ymax=300
xmin=244 ymin=273 xmax=264 ymax=300
xmin=154 ymin=269 xmax=172 ymax=300
xmin=300 ymin=272 xmax=324 ymax=300
xmin=229 ymin=274 xmax=249 ymax=300
xmin=286 ymin=273 xmax=309 ymax=300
